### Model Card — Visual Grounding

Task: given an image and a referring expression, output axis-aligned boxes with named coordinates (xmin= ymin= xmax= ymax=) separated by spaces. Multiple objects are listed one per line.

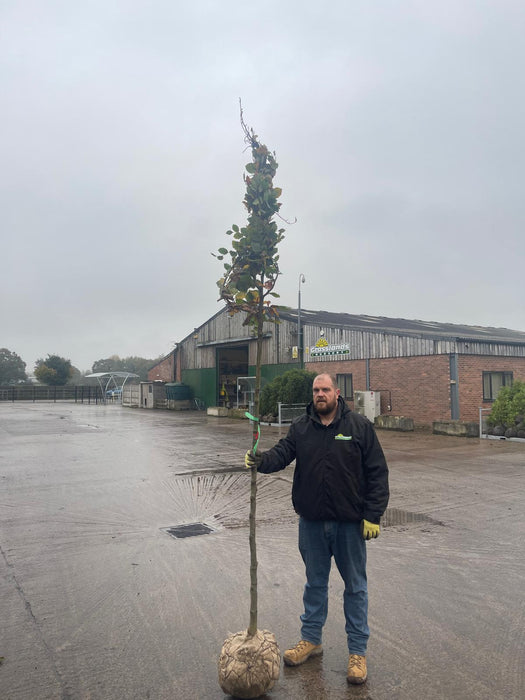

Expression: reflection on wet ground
xmin=0 ymin=403 xmax=524 ymax=699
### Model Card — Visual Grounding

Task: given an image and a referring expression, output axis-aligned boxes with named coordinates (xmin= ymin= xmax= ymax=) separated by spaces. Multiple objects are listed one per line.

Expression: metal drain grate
xmin=162 ymin=523 xmax=217 ymax=539
xmin=382 ymin=507 xmax=443 ymax=527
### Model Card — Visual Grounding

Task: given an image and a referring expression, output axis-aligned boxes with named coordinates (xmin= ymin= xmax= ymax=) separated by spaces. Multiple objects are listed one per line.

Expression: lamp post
xmin=298 ymin=273 xmax=306 ymax=369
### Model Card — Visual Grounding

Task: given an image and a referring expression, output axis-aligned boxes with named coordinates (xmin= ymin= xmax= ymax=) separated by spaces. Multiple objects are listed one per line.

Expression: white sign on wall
xmin=310 ymin=342 xmax=350 ymax=357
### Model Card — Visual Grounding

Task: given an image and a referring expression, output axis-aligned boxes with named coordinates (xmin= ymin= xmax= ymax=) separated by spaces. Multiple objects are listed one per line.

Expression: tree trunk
xmin=247 ymin=294 xmax=264 ymax=637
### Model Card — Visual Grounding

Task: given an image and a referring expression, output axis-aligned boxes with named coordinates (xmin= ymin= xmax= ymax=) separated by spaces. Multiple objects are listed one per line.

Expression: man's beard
xmin=315 ymin=398 xmax=337 ymax=415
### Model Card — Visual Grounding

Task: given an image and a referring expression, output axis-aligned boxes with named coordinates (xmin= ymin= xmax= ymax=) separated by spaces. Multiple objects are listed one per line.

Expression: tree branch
xmin=239 ymin=98 xmax=259 ymax=150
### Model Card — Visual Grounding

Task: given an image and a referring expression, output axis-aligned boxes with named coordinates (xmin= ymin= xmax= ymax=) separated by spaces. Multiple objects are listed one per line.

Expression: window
xmin=336 ymin=373 xmax=353 ymax=399
xmin=483 ymin=371 xmax=512 ymax=401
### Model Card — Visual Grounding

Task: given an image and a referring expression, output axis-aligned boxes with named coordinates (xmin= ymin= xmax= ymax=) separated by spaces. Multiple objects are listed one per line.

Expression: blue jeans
xmin=298 ymin=518 xmax=369 ymax=655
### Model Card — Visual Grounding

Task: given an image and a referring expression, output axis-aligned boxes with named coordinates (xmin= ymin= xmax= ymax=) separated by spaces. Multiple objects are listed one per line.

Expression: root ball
xmin=218 ymin=628 xmax=280 ymax=699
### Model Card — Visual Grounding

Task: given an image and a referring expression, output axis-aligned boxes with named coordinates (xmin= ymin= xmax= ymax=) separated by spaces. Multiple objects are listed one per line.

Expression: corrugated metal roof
xmin=276 ymin=307 xmax=525 ymax=344
xmin=85 ymin=372 xmax=140 ymax=378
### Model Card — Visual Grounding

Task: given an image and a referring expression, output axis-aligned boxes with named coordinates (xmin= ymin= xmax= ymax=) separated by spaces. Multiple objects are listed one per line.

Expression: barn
xmin=148 ymin=306 xmax=525 ymax=428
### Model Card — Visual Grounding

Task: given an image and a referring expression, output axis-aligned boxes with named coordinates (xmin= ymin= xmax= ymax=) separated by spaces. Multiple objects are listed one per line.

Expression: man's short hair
xmin=314 ymin=372 xmax=338 ymax=390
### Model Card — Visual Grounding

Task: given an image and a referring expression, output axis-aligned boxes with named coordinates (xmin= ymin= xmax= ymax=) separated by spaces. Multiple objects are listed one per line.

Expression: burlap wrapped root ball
xmin=218 ymin=629 xmax=280 ymax=699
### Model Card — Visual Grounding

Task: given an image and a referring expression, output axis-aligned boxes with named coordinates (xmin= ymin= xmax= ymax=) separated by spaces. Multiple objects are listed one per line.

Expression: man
xmin=245 ymin=372 xmax=389 ymax=684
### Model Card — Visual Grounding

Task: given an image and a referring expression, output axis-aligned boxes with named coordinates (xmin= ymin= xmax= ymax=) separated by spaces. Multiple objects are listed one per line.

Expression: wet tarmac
xmin=0 ymin=402 xmax=524 ymax=700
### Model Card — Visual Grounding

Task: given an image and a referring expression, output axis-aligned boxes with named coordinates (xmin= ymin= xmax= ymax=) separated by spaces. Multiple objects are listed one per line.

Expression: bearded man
xmin=245 ymin=372 xmax=389 ymax=684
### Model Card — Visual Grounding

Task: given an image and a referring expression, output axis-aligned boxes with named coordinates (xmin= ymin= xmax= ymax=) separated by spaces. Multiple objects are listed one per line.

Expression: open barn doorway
xmin=216 ymin=345 xmax=248 ymax=407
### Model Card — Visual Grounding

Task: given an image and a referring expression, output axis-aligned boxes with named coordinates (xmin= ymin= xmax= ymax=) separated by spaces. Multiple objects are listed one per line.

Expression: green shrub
xmin=260 ymin=369 xmax=316 ymax=416
xmin=259 ymin=375 xmax=283 ymax=416
xmin=488 ymin=379 xmax=525 ymax=427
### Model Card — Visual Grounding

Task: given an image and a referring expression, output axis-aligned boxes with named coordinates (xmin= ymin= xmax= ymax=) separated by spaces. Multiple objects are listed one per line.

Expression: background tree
xmin=216 ymin=107 xmax=285 ymax=698
xmin=260 ymin=369 xmax=316 ymax=417
xmin=68 ymin=366 xmax=83 ymax=384
xmin=0 ymin=348 xmax=27 ymax=385
xmin=91 ymin=355 xmax=122 ymax=374
xmin=34 ymin=355 xmax=73 ymax=386
xmin=91 ymin=355 xmax=161 ymax=381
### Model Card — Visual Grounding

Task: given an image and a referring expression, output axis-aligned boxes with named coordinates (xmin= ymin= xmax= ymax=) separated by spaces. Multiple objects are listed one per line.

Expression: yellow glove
xmin=362 ymin=519 xmax=380 ymax=540
xmin=244 ymin=450 xmax=262 ymax=469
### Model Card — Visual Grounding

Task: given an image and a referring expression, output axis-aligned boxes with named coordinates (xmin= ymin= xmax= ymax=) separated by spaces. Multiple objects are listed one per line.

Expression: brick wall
xmin=458 ymin=355 xmax=525 ymax=422
xmin=370 ymin=355 xmax=451 ymax=425
xmin=147 ymin=352 xmax=176 ymax=382
xmin=307 ymin=354 xmax=525 ymax=426
xmin=307 ymin=356 xmax=450 ymax=425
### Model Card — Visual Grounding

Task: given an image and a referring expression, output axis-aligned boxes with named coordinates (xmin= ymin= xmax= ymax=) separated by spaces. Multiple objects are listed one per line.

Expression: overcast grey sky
xmin=2 ymin=1 xmax=524 ymax=373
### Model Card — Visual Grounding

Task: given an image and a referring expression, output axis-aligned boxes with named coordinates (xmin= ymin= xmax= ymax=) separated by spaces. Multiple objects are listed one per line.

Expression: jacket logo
xmin=334 ymin=434 xmax=352 ymax=441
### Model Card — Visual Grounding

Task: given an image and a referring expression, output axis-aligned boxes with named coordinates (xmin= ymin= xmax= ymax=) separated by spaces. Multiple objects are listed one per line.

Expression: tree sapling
xmin=216 ymin=105 xmax=287 ymax=699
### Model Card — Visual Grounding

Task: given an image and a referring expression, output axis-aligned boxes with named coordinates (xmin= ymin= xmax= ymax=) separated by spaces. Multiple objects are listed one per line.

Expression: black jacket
xmin=258 ymin=397 xmax=389 ymax=523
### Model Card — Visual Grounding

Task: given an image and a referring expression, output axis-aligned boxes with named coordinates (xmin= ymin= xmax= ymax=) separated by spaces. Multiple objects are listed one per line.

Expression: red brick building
xmin=147 ymin=349 xmax=178 ymax=383
xmin=148 ymin=307 xmax=525 ymax=428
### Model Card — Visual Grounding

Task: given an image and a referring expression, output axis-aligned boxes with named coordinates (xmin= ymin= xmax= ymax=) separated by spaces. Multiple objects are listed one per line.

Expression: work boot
xmin=347 ymin=654 xmax=367 ymax=684
xmin=283 ymin=640 xmax=323 ymax=666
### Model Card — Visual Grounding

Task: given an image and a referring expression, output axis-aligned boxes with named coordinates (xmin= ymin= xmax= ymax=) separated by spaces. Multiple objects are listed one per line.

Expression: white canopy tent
xmin=84 ymin=371 xmax=140 ymax=402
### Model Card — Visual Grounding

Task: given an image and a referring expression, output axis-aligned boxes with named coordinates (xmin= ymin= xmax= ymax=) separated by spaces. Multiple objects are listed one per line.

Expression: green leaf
xmin=237 ymin=274 xmax=252 ymax=292
xmin=218 ymin=248 xmax=228 ymax=255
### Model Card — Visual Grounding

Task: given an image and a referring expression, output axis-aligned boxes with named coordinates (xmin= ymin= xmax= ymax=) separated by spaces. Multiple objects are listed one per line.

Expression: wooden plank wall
xmin=177 ymin=308 xmax=525 ymax=371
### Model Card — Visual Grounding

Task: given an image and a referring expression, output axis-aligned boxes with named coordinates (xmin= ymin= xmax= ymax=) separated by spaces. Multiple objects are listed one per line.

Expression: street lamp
xmin=298 ymin=273 xmax=306 ymax=369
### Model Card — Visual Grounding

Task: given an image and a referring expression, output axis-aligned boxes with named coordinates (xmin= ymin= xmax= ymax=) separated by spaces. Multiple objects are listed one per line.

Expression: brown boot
xmin=347 ymin=654 xmax=367 ymax=684
xmin=283 ymin=640 xmax=323 ymax=666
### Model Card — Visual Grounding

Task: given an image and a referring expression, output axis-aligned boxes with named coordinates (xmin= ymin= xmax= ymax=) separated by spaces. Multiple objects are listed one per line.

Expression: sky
xmin=2 ymin=1 xmax=524 ymax=374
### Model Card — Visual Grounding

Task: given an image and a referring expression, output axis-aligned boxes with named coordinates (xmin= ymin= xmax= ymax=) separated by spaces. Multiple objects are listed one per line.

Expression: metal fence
xmin=479 ymin=407 xmax=491 ymax=439
xmin=277 ymin=402 xmax=307 ymax=424
xmin=0 ymin=385 xmax=104 ymax=403
xmin=479 ymin=406 xmax=525 ymax=442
